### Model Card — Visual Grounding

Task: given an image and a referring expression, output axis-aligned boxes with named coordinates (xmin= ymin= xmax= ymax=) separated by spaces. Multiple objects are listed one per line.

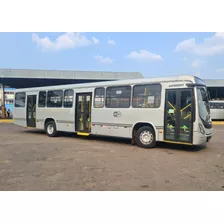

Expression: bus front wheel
xmin=45 ymin=121 xmax=57 ymax=137
xmin=136 ymin=126 xmax=156 ymax=148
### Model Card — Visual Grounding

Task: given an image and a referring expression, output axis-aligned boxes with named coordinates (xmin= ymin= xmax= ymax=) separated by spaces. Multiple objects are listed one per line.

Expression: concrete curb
xmin=212 ymin=121 xmax=224 ymax=125
xmin=0 ymin=119 xmax=13 ymax=123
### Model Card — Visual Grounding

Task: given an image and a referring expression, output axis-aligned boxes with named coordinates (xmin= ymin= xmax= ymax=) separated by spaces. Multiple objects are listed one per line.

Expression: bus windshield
xmin=197 ymin=87 xmax=210 ymax=123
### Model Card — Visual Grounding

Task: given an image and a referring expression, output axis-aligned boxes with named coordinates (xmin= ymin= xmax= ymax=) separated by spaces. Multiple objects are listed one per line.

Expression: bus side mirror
xmin=201 ymin=91 xmax=208 ymax=101
xmin=202 ymin=94 xmax=207 ymax=101
xmin=207 ymin=91 xmax=211 ymax=101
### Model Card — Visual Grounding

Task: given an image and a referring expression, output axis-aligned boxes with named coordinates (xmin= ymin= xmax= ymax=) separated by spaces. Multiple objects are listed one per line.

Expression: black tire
xmin=45 ymin=121 xmax=57 ymax=137
xmin=135 ymin=126 xmax=156 ymax=148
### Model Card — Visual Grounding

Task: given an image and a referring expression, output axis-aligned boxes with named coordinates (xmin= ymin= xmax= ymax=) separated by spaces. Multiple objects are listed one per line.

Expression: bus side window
xmin=132 ymin=84 xmax=161 ymax=108
xmin=105 ymin=86 xmax=131 ymax=108
xmin=47 ymin=90 xmax=63 ymax=108
xmin=94 ymin=87 xmax=105 ymax=108
xmin=15 ymin=92 xmax=26 ymax=107
xmin=38 ymin=91 xmax=46 ymax=107
xmin=64 ymin=89 xmax=74 ymax=108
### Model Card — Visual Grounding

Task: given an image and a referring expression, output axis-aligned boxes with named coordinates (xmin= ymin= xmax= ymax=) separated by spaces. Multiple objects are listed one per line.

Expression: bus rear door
xmin=75 ymin=92 xmax=92 ymax=135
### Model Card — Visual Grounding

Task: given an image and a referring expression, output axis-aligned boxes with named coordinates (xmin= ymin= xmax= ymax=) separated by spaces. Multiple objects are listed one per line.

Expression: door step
xmin=77 ymin=132 xmax=90 ymax=136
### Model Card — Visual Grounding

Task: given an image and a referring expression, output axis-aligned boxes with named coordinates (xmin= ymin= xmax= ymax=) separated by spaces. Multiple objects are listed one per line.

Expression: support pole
xmin=1 ymin=84 xmax=6 ymax=119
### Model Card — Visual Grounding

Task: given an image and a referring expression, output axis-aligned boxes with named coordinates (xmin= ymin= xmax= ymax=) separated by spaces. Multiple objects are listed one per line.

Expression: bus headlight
xmin=199 ymin=123 xmax=205 ymax=134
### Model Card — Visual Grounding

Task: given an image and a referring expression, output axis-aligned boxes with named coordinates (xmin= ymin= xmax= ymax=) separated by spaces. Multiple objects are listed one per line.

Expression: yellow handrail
xmin=180 ymin=103 xmax=191 ymax=112
xmin=184 ymin=114 xmax=191 ymax=120
xmin=168 ymin=101 xmax=176 ymax=110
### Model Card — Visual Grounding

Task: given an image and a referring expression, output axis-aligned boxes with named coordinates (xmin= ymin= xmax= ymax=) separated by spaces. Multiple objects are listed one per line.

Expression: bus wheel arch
xmin=132 ymin=122 xmax=157 ymax=148
xmin=44 ymin=118 xmax=57 ymax=137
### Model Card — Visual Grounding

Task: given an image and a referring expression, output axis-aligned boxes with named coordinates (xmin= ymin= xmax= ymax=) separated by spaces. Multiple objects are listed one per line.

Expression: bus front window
xmin=197 ymin=87 xmax=211 ymax=125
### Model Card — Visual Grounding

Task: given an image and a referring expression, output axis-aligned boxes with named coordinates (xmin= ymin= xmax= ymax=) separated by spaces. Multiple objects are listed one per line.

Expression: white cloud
xmin=216 ymin=68 xmax=224 ymax=72
xmin=108 ymin=38 xmax=116 ymax=46
xmin=127 ymin=50 xmax=163 ymax=62
xmin=92 ymin=37 xmax=100 ymax=44
xmin=192 ymin=59 xmax=204 ymax=68
xmin=32 ymin=32 xmax=99 ymax=52
xmin=94 ymin=54 xmax=114 ymax=64
xmin=175 ymin=32 xmax=224 ymax=56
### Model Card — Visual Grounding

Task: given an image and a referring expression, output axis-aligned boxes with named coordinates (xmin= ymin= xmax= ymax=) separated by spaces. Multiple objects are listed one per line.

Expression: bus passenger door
xmin=164 ymin=89 xmax=193 ymax=144
xmin=26 ymin=95 xmax=37 ymax=127
xmin=75 ymin=93 xmax=92 ymax=133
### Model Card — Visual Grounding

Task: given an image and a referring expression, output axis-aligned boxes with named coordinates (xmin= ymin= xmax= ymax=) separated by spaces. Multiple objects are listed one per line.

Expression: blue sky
xmin=0 ymin=32 xmax=224 ymax=79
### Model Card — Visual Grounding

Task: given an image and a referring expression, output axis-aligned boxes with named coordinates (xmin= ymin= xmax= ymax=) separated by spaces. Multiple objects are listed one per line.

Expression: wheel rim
xmin=47 ymin=124 xmax=54 ymax=134
xmin=140 ymin=130 xmax=153 ymax=145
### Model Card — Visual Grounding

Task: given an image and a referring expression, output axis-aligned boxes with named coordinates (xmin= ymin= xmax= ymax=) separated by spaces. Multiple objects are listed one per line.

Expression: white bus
xmin=13 ymin=75 xmax=212 ymax=148
xmin=209 ymin=100 xmax=224 ymax=120
xmin=207 ymin=86 xmax=224 ymax=120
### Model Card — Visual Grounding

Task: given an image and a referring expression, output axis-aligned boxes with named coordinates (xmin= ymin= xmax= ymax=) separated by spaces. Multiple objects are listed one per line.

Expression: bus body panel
xmin=211 ymin=109 xmax=224 ymax=120
xmin=13 ymin=75 xmax=213 ymax=147
xmin=14 ymin=91 xmax=38 ymax=127
xmin=91 ymin=107 xmax=164 ymax=139
xmin=36 ymin=108 xmax=75 ymax=132
xmin=209 ymin=100 xmax=224 ymax=120
xmin=14 ymin=108 xmax=27 ymax=127
xmin=192 ymin=86 xmax=212 ymax=145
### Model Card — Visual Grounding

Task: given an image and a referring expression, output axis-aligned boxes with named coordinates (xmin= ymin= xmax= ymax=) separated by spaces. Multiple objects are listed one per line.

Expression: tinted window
xmin=15 ymin=92 xmax=26 ymax=107
xmin=94 ymin=87 xmax=105 ymax=108
xmin=195 ymin=77 xmax=206 ymax=86
xmin=106 ymin=86 xmax=131 ymax=108
xmin=47 ymin=90 xmax=63 ymax=108
xmin=38 ymin=91 xmax=46 ymax=107
xmin=220 ymin=104 xmax=224 ymax=109
xmin=208 ymin=87 xmax=224 ymax=100
xmin=210 ymin=102 xmax=224 ymax=109
xmin=132 ymin=84 xmax=161 ymax=108
xmin=64 ymin=89 xmax=74 ymax=108
xmin=210 ymin=102 xmax=215 ymax=109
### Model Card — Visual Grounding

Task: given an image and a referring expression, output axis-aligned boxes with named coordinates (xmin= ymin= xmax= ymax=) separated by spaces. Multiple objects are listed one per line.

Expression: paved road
xmin=0 ymin=123 xmax=224 ymax=190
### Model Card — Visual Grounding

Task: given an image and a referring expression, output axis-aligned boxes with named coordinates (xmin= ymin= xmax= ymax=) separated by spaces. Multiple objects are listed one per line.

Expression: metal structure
xmin=0 ymin=84 xmax=6 ymax=118
xmin=1 ymin=69 xmax=224 ymax=120
xmin=0 ymin=68 xmax=143 ymax=88
xmin=0 ymin=68 xmax=143 ymax=119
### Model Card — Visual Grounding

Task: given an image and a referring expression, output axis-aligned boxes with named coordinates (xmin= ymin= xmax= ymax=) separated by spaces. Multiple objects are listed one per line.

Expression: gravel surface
xmin=0 ymin=123 xmax=224 ymax=190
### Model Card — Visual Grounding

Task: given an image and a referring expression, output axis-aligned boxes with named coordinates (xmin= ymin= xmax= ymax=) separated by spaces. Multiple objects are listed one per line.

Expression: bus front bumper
xmin=206 ymin=135 xmax=212 ymax=142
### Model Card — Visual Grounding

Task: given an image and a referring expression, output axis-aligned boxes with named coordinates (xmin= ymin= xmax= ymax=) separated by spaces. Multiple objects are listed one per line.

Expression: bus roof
xmin=15 ymin=74 xmax=201 ymax=92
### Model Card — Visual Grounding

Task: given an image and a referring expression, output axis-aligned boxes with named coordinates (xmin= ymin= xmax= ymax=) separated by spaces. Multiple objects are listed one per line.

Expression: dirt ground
xmin=0 ymin=123 xmax=224 ymax=191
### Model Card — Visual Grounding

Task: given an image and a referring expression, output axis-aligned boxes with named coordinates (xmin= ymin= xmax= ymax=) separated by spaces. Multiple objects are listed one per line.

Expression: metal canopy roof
xmin=204 ymin=79 xmax=224 ymax=87
xmin=0 ymin=68 xmax=143 ymax=88
xmin=1 ymin=68 xmax=224 ymax=89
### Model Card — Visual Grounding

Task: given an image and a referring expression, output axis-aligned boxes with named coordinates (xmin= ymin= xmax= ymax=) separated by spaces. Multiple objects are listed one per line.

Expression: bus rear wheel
xmin=45 ymin=121 xmax=57 ymax=137
xmin=136 ymin=126 xmax=156 ymax=148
